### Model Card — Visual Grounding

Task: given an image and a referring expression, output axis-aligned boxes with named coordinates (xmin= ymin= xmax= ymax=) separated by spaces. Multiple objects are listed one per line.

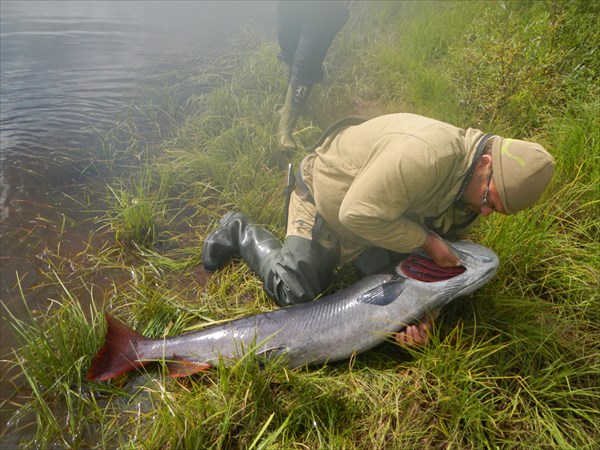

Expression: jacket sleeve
xmin=338 ymin=136 xmax=440 ymax=253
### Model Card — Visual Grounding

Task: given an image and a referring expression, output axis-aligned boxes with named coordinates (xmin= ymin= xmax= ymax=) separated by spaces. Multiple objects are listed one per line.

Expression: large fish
xmin=87 ymin=240 xmax=498 ymax=381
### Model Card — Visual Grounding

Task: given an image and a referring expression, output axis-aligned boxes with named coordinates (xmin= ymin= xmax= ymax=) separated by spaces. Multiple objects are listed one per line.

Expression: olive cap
xmin=491 ymin=137 xmax=555 ymax=214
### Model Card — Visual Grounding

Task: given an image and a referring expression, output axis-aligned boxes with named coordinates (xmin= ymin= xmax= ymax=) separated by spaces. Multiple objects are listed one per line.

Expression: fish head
xmin=448 ymin=240 xmax=498 ymax=277
xmin=440 ymin=240 xmax=499 ymax=297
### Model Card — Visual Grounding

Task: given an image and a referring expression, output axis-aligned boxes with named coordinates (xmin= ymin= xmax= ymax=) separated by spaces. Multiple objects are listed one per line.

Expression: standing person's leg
xmin=290 ymin=2 xmax=350 ymax=87
xmin=278 ymin=2 xmax=349 ymax=152
xmin=278 ymin=79 xmax=312 ymax=151
xmin=275 ymin=0 xmax=302 ymax=75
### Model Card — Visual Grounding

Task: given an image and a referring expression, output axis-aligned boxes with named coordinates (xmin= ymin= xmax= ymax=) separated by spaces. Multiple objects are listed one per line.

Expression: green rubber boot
xmin=278 ymin=79 xmax=312 ymax=152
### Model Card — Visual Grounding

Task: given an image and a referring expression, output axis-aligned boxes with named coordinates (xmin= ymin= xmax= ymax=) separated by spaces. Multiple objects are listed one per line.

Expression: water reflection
xmin=1 ymin=1 xmax=273 ymax=186
xmin=1 ymin=0 xmax=273 ymax=307
xmin=0 ymin=0 xmax=274 ymax=442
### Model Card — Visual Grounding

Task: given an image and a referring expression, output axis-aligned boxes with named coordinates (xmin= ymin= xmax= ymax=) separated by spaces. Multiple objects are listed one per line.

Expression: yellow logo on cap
xmin=501 ymin=139 xmax=526 ymax=167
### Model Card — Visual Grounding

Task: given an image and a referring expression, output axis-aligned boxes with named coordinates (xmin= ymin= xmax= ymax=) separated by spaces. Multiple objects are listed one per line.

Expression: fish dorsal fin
xmin=357 ymin=278 xmax=406 ymax=306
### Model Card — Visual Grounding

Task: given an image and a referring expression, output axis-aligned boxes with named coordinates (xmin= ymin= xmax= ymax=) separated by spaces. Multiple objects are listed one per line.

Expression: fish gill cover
xmin=400 ymin=254 xmax=466 ymax=282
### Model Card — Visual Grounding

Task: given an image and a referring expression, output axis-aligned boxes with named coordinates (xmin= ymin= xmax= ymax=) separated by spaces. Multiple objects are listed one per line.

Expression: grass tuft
xmin=2 ymin=2 xmax=599 ymax=448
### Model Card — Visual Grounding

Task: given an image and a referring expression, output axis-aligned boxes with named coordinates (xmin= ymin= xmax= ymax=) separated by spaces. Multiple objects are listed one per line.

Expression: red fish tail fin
xmin=87 ymin=313 xmax=151 ymax=382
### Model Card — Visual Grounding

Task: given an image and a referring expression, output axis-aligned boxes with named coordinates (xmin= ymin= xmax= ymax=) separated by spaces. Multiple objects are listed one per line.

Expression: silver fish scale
xmin=137 ymin=241 xmax=499 ymax=370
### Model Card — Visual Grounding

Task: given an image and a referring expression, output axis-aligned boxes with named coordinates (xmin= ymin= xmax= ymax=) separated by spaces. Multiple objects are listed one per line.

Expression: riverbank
xmin=2 ymin=1 xmax=598 ymax=448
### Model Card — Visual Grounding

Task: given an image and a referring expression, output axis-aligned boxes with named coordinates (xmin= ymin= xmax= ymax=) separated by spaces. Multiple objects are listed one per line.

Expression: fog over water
xmin=1 ymin=1 xmax=274 ymax=220
xmin=0 ymin=0 xmax=274 ymax=440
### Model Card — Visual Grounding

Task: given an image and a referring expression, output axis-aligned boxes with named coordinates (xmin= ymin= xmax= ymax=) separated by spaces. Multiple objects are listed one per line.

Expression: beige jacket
xmin=301 ymin=113 xmax=486 ymax=255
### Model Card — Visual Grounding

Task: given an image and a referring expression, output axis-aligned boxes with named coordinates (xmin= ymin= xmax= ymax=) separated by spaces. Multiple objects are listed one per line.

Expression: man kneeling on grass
xmin=202 ymin=113 xmax=555 ymax=347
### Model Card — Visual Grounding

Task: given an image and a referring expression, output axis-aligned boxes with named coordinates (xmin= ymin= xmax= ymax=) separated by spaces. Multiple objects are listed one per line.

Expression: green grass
xmin=2 ymin=1 xmax=599 ymax=448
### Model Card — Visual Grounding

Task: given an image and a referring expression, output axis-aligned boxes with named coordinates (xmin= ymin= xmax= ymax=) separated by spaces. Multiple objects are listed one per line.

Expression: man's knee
xmin=268 ymin=271 xmax=315 ymax=306
xmin=265 ymin=236 xmax=338 ymax=307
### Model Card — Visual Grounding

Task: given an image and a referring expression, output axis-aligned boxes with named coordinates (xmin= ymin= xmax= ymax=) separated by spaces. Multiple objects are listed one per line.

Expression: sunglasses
xmin=481 ymin=171 xmax=495 ymax=211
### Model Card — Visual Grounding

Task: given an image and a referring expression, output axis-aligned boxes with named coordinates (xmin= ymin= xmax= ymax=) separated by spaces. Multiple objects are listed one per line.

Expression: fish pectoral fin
xmin=358 ymin=278 xmax=406 ymax=306
xmin=166 ymin=356 xmax=212 ymax=377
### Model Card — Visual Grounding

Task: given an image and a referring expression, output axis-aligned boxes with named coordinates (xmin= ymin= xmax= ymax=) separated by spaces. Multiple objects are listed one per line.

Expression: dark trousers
xmin=276 ymin=0 xmax=349 ymax=85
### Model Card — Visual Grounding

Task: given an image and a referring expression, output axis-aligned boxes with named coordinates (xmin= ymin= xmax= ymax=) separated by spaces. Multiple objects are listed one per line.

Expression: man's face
xmin=478 ymin=169 xmax=507 ymax=217
xmin=462 ymin=156 xmax=508 ymax=216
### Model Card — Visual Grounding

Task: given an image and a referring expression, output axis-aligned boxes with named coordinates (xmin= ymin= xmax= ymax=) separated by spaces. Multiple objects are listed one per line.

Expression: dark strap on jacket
xmin=452 ymin=133 xmax=493 ymax=204
xmin=295 ymin=115 xmax=368 ymax=203
xmin=305 ymin=116 xmax=368 ymax=153
xmin=291 ymin=116 xmax=368 ymax=240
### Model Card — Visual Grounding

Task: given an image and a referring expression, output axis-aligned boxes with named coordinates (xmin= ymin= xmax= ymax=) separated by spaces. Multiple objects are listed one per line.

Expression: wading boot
xmin=278 ymin=78 xmax=312 ymax=153
xmin=202 ymin=212 xmax=281 ymax=272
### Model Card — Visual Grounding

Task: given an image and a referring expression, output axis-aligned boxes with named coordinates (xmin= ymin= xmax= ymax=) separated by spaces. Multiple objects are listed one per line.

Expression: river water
xmin=0 ymin=0 xmax=274 ymax=442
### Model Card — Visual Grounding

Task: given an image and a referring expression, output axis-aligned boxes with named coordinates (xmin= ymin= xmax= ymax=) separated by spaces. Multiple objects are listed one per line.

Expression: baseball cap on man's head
xmin=491 ymin=137 xmax=555 ymax=214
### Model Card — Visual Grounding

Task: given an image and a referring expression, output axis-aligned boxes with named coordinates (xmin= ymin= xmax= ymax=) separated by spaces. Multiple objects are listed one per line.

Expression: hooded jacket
xmin=301 ymin=113 xmax=486 ymax=255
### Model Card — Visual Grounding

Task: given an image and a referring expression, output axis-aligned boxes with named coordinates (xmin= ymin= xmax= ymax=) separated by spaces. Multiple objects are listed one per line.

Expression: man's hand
xmin=421 ymin=231 xmax=460 ymax=267
xmin=395 ymin=313 xmax=434 ymax=348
